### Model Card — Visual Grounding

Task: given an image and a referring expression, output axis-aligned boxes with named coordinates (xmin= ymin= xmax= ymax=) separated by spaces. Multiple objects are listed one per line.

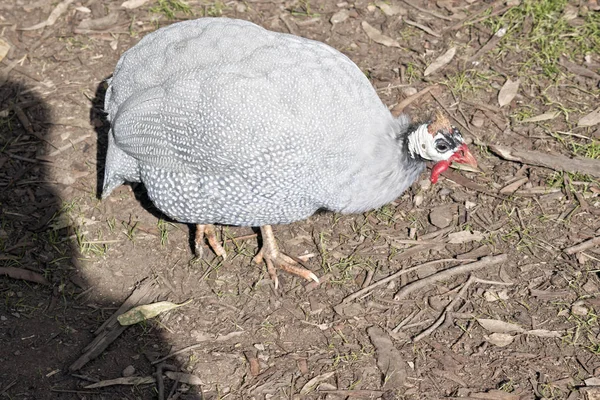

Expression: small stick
xmin=402 ymin=0 xmax=453 ymax=21
xmin=394 ymin=254 xmax=508 ymax=300
xmin=0 ymin=266 xmax=49 ymax=285
xmin=391 ymin=85 xmax=439 ymax=116
xmin=413 ymin=276 xmax=513 ymax=342
xmin=564 ymin=236 xmax=600 ymax=255
xmin=403 ymin=19 xmax=441 ymax=37
xmin=342 ymin=258 xmax=462 ymax=303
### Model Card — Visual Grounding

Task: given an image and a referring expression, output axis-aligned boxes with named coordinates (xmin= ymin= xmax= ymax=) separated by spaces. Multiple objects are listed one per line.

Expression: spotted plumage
xmin=102 ymin=18 xmax=440 ymax=227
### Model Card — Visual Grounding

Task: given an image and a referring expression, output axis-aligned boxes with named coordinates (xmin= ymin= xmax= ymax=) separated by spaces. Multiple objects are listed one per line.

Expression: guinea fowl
xmin=102 ymin=18 xmax=477 ymax=287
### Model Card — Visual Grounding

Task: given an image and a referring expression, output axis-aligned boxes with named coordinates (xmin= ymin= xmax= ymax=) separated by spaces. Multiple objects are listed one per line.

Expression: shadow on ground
xmin=0 ymin=78 xmax=197 ymax=399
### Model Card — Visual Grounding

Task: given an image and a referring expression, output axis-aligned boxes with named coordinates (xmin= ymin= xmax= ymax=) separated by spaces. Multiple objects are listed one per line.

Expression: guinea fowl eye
xmin=436 ymin=142 xmax=449 ymax=152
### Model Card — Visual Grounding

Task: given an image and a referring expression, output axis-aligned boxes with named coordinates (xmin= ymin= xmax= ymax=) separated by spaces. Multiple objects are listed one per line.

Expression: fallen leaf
xmin=300 ymin=371 xmax=336 ymax=394
xmin=374 ymin=0 xmax=405 ymax=16
xmin=485 ymin=333 xmax=516 ymax=347
xmin=117 ymin=300 xmax=192 ymax=325
xmin=367 ymin=326 xmax=406 ymax=389
xmin=121 ymin=0 xmax=150 ymax=9
xmin=77 ymin=12 xmax=119 ymax=31
xmin=499 ymin=177 xmax=529 ymax=194
xmin=498 ymin=78 xmax=520 ymax=107
xmin=0 ymin=39 xmax=10 ymax=63
xmin=477 ymin=318 xmax=525 ymax=333
xmin=447 ymin=230 xmax=484 ymax=244
xmin=424 ymin=47 xmax=456 ymax=76
xmin=578 ymin=108 xmax=600 ymax=127
xmin=585 ymin=377 xmax=600 ymax=386
xmin=525 ymin=329 xmax=562 ymax=338
xmin=85 ymin=376 xmax=155 ymax=389
xmin=330 ymin=10 xmax=350 ymax=24
xmin=361 ymin=21 xmax=400 ymax=48
xmin=521 ymin=111 xmax=560 ymax=123
xmin=164 ymin=371 xmax=203 ymax=385
xmin=21 ymin=0 xmax=74 ymax=30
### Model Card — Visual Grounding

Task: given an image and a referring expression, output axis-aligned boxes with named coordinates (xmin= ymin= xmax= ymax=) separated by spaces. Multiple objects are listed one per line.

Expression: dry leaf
xmin=498 ymin=78 xmax=520 ymax=107
xmin=499 ymin=177 xmax=529 ymax=194
xmin=77 ymin=12 xmax=119 ymax=31
xmin=85 ymin=376 xmax=155 ymax=389
xmin=485 ymin=333 xmax=516 ymax=347
xmin=477 ymin=318 xmax=525 ymax=333
xmin=21 ymin=0 xmax=74 ymax=30
xmin=368 ymin=326 xmax=406 ymax=389
xmin=361 ymin=21 xmax=400 ymax=48
xmin=117 ymin=300 xmax=191 ymax=325
xmin=521 ymin=111 xmax=560 ymax=123
xmin=0 ymin=39 xmax=10 ymax=63
xmin=447 ymin=230 xmax=484 ymax=244
xmin=424 ymin=47 xmax=456 ymax=76
xmin=330 ymin=10 xmax=350 ymax=24
xmin=525 ymin=329 xmax=562 ymax=338
xmin=578 ymin=108 xmax=600 ymax=127
xmin=121 ymin=0 xmax=150 ymax=9
xmin=374 ymin=1 xmax=405 ymax=16
xmin=300 ymin=371 xmax=335 ymax=394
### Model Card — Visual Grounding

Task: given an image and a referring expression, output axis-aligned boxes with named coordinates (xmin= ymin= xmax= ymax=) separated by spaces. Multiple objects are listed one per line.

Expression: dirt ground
xmin=1 ymin=0 xmax=600 ymax=399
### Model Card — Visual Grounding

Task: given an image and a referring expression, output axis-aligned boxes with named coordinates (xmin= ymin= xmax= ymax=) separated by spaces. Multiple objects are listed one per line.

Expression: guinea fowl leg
xmin=194 ymin=224 xmax=227 ymax=259
xmin=253 ymin=225 xmax=319 ymax=289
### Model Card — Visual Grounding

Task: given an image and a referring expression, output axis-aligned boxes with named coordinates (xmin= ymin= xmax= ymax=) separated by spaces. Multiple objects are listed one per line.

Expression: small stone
xmin=254 ymin=343 xmax=265 ymax=351
xmin=330 ymin=10 xmax=350 ymax=24
xmin=465 ymin=200 xmax=477 ymax=210
xmin=122 ymin=365 xmax=135 ymax=377
xmin=471 ymin=113 xmax=485 ymax=128
xmin=401 ymin=87 xmax=418 ymax=97
xmin=366 ymin=4 xmax=376 ymax=12
xmin=0 ymin=316 xmax=6 ymax=321
xmin=419 ymin=179 xmax=431 ymax=191
xmin=236 ymin=3 xmax=246 ymax=12
xmin=572 ymin=302 xmax=589 ymax=316
xmin=413 ymin=193 xmax=424 ymax=207
xmin=429 ymin=207 xmax=454 ymax=228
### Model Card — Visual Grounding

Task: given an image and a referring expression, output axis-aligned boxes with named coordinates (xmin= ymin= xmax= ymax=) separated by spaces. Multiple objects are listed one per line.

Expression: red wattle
xmin=430 ymin=160 xmax=450 ymax=183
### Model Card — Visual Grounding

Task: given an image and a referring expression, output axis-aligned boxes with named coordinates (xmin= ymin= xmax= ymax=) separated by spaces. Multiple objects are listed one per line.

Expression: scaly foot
xmin=194 ymin=224 xmax=227 ymax=259
xmin=253 ymin=225 xmax=319 ymax=289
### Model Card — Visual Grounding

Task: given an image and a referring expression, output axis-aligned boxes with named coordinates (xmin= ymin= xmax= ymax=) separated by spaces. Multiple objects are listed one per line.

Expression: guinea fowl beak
xmin=430 ymin=144 xmax=478 ymax=184
xmin=450 ymin=144 xmax=478 ymax=168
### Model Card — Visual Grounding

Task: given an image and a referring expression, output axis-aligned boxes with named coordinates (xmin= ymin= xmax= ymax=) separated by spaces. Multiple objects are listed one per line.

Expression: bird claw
xmin=254 ymin=246 xmax=319 ymax=288
xmin=194 ymin=224 xmax=227 ymax=260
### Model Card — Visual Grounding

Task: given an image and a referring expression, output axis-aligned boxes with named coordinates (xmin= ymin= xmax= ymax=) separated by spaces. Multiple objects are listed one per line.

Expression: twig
xmin=448 ymin=0 xmax=504 ymax=30
xmin=342 ymin=258 xmax=463 ymax=303
xmin=402 ymin=0 xmax=453 ymax=21
xmin=392 ymin=309 xmax=419 ymax=333
xmin=47 ymin=134 xmax=92 ymax=157
xmin=394 ymin=254 xmax=508 ymax=300
xmin=564 ymin=236 xmax=600 ymax=255
xmin=391 ymin=85 xmax=439 ymax=116
xmin=0 ymin=266 xmax=50 ymax=285
xmin=224 ymin=233 xmax=258 ymax=243
xmin=403 ymin=19 xmax=441 ymax=37
xmin=488 ymin=144 xmax=600 ymax=179
xmin=151 ymin=331 xmax=245 ymax=365
xmin=413 ymin=276 xmax=513 ymax=342
xmin=69 ymin=279 xmax=164 ymax=371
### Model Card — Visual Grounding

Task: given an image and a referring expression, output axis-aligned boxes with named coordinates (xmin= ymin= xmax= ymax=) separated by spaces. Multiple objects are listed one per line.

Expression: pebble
xmin=122 ymin=365 xmax=135 ymax=377
xmin=429 ymin=207 xmax=454 ymax=228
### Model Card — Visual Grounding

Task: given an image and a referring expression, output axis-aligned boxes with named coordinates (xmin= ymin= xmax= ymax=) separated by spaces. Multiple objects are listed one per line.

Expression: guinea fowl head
xmin=406 ymin=111 xmax=477 ymax=184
